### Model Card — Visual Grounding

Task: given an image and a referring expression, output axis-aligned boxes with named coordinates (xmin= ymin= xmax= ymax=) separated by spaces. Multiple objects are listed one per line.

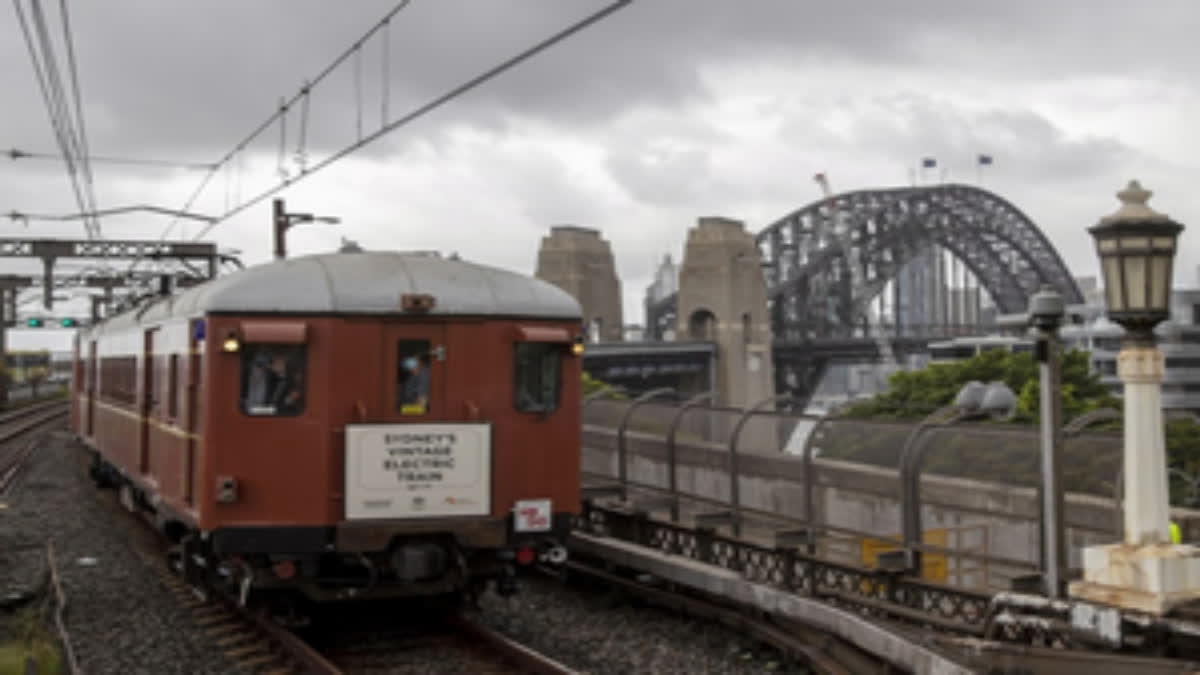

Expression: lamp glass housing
xmin=1088 ymin=218 xmax=1181 ymax=336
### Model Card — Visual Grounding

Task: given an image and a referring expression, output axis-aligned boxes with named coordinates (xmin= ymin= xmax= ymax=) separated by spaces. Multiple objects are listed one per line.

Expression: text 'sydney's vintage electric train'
xmin=70 ymin=250 xmax=584 ymax=603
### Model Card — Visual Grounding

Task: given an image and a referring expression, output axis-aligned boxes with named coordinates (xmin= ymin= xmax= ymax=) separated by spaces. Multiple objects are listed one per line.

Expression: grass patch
xmin=0 ymin=594 xmax=63 ymax=675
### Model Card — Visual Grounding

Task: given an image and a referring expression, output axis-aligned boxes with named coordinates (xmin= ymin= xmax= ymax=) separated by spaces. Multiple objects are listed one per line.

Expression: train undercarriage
xmin=86 ymin=448 xmax=570 ymax=614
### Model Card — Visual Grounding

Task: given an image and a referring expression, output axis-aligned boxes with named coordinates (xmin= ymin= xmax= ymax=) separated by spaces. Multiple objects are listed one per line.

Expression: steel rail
xmin=450 ymin=613 xmax=579 ymax=675
xmin=0 ymin=401 xmax=68 ymax=493
xmin=0 ymin=396 xmax=69 ymax=425
xmin=115 ymin=484 xmax=343 ymax=675
xmin=243 ymin=606 xmax=342 ymax=675
xmin=562 ymin=557 xmax=878 ymax=675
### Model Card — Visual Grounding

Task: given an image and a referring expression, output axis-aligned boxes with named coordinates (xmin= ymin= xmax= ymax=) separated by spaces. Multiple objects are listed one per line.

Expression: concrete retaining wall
xmin=583 ymin=425 xmax=1200 ymax=591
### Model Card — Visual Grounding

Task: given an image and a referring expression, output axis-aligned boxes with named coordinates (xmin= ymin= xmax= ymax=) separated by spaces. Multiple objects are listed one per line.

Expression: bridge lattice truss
xmin=647 ymin=184 xmax=1083 ymax=344
xmin=760 ymin=184 xmax=1082 ymax=340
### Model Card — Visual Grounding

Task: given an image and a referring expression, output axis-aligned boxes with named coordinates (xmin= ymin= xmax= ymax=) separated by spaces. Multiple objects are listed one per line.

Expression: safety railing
xmin=579 ymin=393 xmax=1200 ymax=595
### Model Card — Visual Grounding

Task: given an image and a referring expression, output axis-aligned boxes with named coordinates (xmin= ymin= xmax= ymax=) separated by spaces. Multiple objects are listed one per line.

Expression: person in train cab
xmin=265 ymin=354 xmax=299 ymax=413
xmin=400 ymin=354 xmax=429 ymax=413
xmin=276 ymin=366 xmax=304 ymax=415
xmin=244 ymin=352 xmax=271 ymax=408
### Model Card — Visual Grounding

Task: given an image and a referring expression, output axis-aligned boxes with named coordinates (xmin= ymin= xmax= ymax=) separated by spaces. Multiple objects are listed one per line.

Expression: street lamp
xmin=1070 ymin=180 xmax=1200 ymax=616
xmin=898 ymin=380 xmax=1015 ymax=574
xmin=1088 ymin=180 xmax=1182 ymax=344
xmin=273 ymin=198 xmax=340 ymax=260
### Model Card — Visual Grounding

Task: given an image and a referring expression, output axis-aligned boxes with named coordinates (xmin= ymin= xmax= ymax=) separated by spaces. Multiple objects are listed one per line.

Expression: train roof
xmin=88 ymin=251 xmax=582 ymax=334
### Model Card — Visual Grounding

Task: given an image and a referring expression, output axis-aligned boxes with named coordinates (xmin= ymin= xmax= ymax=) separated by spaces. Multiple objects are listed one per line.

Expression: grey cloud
xmin=7 ymin=0 xmax=1197 ymax=166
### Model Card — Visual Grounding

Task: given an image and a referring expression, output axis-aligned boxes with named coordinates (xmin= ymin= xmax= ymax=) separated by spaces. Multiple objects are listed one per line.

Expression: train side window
xmin=514 ymin=343 xmax=560 ymax=414
xmin=396 ymin=340 xmax=432 ymax=415
xmin=241 ymin=345 xmax=306 ymax=417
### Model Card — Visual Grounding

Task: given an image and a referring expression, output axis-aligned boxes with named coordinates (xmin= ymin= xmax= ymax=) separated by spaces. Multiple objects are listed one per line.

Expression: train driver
xmin=400 ymin=354 xmax=429 ymax=413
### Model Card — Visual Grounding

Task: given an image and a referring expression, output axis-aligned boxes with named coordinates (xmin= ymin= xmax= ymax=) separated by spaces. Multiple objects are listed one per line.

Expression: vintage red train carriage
xmin=70 ymin=250 xmax=584 ymax=603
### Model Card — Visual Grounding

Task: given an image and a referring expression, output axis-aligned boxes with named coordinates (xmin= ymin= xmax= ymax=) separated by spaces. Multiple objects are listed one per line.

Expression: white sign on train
xmin=513 ymin=498 xmax=552 ymax=533
xmin=344 ymin=423 xmax=491 ymax=519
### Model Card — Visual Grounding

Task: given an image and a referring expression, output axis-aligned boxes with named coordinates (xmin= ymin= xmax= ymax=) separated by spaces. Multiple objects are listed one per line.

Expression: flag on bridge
xmin=921 ymin=157 xmax=937 ymax=168
xmin=978 ymin=154 xmax=994 ymax=165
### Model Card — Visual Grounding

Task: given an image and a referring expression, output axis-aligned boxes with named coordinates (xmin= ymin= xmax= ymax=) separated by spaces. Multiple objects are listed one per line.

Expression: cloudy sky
xmin=2 ymin=0 xmax=1198 ymax=351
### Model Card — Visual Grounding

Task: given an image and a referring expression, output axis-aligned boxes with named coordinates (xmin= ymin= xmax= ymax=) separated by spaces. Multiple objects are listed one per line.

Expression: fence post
xmin=665 ymin=392 xmax=715 ymax=522
xmin=728 ymin=395 xmax=797 ymax=537
xmin=616 ymin=388 xmax=676 ymax=500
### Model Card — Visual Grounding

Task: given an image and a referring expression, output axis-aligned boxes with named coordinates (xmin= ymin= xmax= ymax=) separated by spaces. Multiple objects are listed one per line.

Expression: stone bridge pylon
xmin=534 ymin=225 xmax=623 ymax=342
xmin=535 ymin=217 xmax=774 ymax=410
xmin=676 ymin=217 xmax=774 ymax=408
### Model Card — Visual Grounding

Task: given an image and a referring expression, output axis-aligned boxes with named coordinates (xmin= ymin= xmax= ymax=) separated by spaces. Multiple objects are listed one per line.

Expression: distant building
xmin=1060 ymin=289 xmax=1200 ymax=412
xmin=643 ymin=254 xmax=680 ymax=340
xmin=1073 ymin=275 xmax=1104 ymax=306
xmin=894 ymin=246 xmax=946 ymax=333
xmin=646 ymin=254 xmax=678 ymax=304
xmin=933 ymin=287 xmax=1200 ymax=413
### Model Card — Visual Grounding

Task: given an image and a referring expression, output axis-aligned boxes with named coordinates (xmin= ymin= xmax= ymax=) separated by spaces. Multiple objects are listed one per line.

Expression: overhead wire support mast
xmin=813 ymin=173 xmax=899 ymax=379
xmin=184 ymin=0 xmax=632 ymax=242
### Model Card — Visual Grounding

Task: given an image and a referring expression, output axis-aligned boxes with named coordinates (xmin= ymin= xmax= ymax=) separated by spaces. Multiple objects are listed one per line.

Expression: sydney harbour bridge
xmin=630 ymin=184 xmax=1084 ymax=402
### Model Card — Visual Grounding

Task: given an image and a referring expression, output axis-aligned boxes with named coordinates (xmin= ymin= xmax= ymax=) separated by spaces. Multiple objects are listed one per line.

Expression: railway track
xmin=0 ymin=397 xmax=69 ymax=495
xmin=316 ymin=609 xmax=579 ymax=674
xmin=87 ymin=443 xmax=572 ymax=674
xmin=92 ymin=471 xmax=338 ymax=674
xmin=558 ymin=556 xmax=892 ymax=675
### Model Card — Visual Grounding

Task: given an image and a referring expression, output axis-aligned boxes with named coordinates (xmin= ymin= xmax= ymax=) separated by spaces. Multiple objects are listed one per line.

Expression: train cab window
xmin=514 ymin=342 xmax=560 ymax=414
xmin=241 ymin=345 xmax=306 ymax=416
xmin=397 ymin=340 xmax=432 ymax=415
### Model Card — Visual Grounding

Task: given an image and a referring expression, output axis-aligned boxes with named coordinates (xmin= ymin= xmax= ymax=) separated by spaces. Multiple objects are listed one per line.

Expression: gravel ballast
xmin=476 ymin=572 xmax=806 ymax=674
xmin=1 ymin=430 xmax=239 ymax=675
xmin=5 ymin=430 xmax=806 ymax=674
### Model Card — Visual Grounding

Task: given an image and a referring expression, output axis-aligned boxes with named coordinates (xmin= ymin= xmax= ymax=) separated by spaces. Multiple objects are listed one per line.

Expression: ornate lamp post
xmin=1069 ymin=180 xmax=1200 ymax=615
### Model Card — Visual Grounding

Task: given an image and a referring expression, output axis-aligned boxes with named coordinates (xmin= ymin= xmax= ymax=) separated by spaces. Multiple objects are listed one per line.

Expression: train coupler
xmin=495 ymin=564 xmax=519 ymax=597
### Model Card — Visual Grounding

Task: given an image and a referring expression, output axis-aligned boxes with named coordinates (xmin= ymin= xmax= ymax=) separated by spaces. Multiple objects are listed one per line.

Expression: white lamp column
xmin=1121 ymin=347 xmax=1171 ymax=546
xmin=1069 ymin=180 xmax=1200 ymax=615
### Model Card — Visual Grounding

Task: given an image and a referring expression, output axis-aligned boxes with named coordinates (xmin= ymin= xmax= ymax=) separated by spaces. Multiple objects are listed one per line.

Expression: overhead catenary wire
xmin=11 ymin=0 xmax=97 ymax=239
xmin=160 ymin=0 xmax=417 ymax=241
xmin=57 ymin=0 xmax=96 ymax=218
xmin=189 ymin=0 xmax=632 ymax=242
xmin=6 ymin=147 xmax=216 ymax=170
xmin=29 ymin=0 xmax=99 ymax=237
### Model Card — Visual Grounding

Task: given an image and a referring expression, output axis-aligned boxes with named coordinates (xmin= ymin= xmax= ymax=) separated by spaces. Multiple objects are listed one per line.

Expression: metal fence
xmin=579 ymin=393 xmax=1197 ymax=596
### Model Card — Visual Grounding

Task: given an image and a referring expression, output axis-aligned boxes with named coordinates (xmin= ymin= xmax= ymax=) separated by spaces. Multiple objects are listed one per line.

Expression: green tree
xmin=841 ymin=348 xmax=1118 ymax=422
xmin=582 ymin=371 xmax=625 ymax=399
xmin=829 ymin=347 xmax=1200 ymax=504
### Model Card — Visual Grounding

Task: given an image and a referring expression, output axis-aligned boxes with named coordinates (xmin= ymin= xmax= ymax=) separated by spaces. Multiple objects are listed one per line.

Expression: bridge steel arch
xmin=757 ymin=184 xmax=1083 ymax=400
xmin=757 ymin=184 xmax=1084 ymax=343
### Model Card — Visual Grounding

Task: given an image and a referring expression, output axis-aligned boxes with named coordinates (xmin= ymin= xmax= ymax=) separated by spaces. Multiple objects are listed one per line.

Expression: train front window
xmin=241 ymin=345 xmax=306 ymax=417
xmin=397 ymin=340 xmax=432 ymax=415
xmin=514 ymin=342 xmax=560 ymax=414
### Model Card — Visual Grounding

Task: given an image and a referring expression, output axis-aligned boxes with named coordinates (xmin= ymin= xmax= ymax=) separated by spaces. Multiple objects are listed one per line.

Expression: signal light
xmin=60 ymin=318 xmax=76 ymax=328
xmin=26 ymin=318 xmax=42 ymax=328
xmin=515 ymin=546 xmax=536 ymax=566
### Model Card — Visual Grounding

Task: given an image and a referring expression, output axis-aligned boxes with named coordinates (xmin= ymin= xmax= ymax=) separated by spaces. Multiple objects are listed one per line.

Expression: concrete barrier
xmin=583 ymin=424 xmax=1200 ymax=592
